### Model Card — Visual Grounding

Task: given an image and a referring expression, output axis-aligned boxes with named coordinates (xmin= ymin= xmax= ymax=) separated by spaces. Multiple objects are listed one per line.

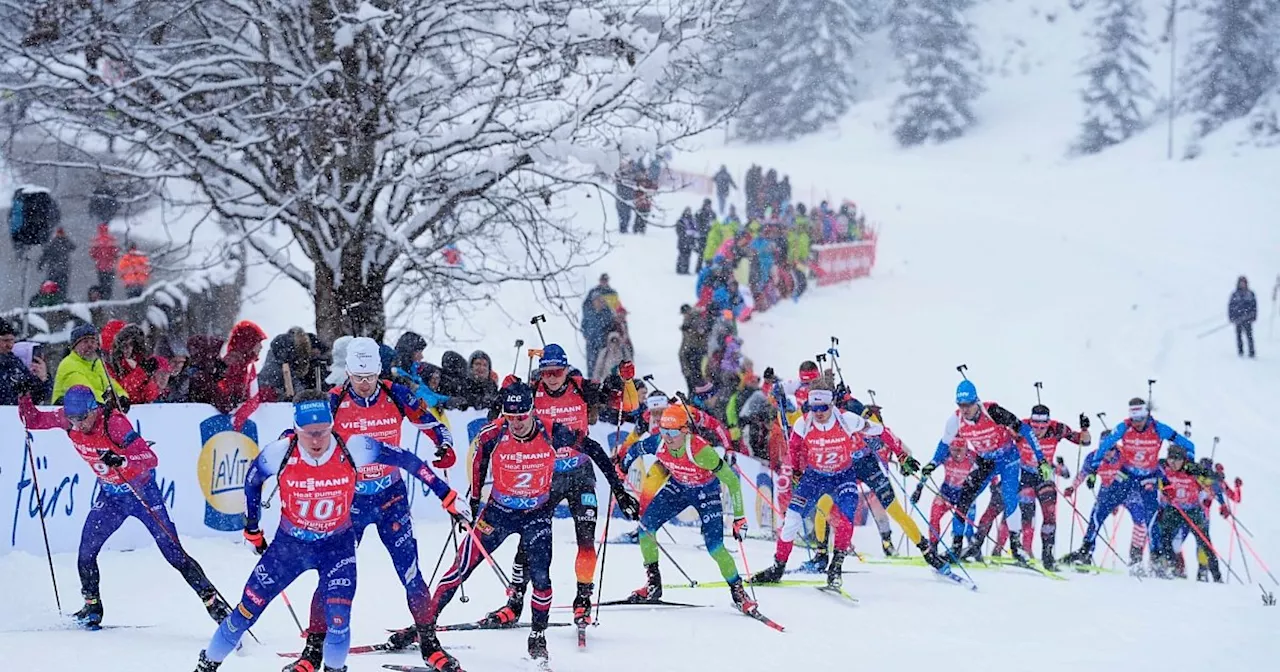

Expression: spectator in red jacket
xmin=88 ymin=223 xmax=120 ymax=299
xmin=218 ymin=320 xmax=267 ymax=410
xmin=107 ymin=323 xmax=147 ymax=386
xmin=186 ymin=334 xmax=229 ymax=411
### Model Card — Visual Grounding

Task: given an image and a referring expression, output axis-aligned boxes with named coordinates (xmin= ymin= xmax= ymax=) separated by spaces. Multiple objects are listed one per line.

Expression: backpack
xmin=10 ymin=187 xmax=59 ymax=247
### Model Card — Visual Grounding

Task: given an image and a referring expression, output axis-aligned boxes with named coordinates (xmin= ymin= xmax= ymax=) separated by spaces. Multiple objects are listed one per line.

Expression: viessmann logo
xmin=286 ymin=476 xmax=352 ymax=491
xmin=339 ymin=417 xmax=399 ymax=433
xmin=505 ymin=450 xmax=553 ymax=463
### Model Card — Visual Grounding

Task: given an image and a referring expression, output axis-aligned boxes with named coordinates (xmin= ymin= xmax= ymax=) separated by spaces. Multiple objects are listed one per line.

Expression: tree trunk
xmin=312 ymin=247 xmax=387 ymax=346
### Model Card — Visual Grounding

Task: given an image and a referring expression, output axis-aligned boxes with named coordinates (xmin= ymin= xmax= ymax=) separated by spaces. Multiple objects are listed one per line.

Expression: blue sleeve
xmin=1156 ymin=421 xmax=1196 ymax=459
xmin=623 ymin=434 xmax=661 ymax=472
xmin=393 ymin=383 xmax=453 ymax=447
xmin=353 ymin=435 xmax=453 ymax=500
xmin=1079 ymin=451 xmax=1099 ymax=476
xmin=1089 ymin=426 xmax=1126 ymax=470
xmin=243 ymin=438 xmax=289 ymax=531
xmin=1019 ymin=422 xmax=1045 ymax=462
xmin=931 ymin=441 xmax=951 ymax=465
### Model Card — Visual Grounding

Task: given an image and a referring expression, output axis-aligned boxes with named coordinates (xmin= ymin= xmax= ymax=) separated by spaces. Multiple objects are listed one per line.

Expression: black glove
xmin=615 ymin=491 xmax=641 ymax=520
xmin=112 ymin=396 xmax=131 ymax=413
xmin=469 ymin=498 xmax=482 ymax=523
xmin=140 ymin=356 xmax=159 ymax=374
xmin=763 ymin=366 xmax=777 ymax=382
xmin=98 ymin=450 xmax=126 ymax=469
xmin=1085 ymin=473 xmax=1097 ymax=490
xmin=910 ymin=482 xmax=925 ymax=505
xmin=920 ymin=462 xmax=937 ymax=478
xmin=900 ymin=455 xmax=921 ymax=477
xmin=834 ymin=382 xmax=850 ymax=400
xmin=1078 ymin=413 xmax=1090 ymax=430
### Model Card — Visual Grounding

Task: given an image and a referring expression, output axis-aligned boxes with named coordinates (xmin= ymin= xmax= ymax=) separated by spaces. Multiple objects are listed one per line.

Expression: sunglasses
xmin=504 ymin=412 xmax=533 ymax=422
xmin=541 ymin=367 xmax=567 ymax=377
xmin=809 ymin=404 xmax=831 ymax=413
xmin=349 ymin=373 xmax=379 ymax=384
xmin=659 ymin=428 xmax=684 ymax=438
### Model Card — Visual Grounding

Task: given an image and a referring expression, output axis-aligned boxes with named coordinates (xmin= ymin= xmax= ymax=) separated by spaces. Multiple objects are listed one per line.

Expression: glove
xmin=1085 ymin=473 xmax=1097 ymax=490
xmin=920 ymin=462 xmax=937 ymax=478
xmin=834 ymin=382 xmax=850 ymax=401
xmin=732 ymin=517 xmax=748 ymax=541
xmin=469 ymin=497 xmax=482 ymax=520
xmin=1038 ymin=460 xmax=1052 ymax=481
xmin=501 ymin=374 xmax=520 ymax=389
xmin=1219 ymin=503 xmax=1231 ymax=519
xmin=763 ymin=366 xmax=776 ymax=382
xmin=900 ymin=455 xmax=921 ymax=477
xmin=863 ymin=404 xmax=883 ymax=422
xmin=617 ymin=360 xmax=635 ymax=381
xmin=114 ymin=396 xmax=131 ymax=413
xmin=243 ymin=527 xmax=268 ymax=555
xmin=1063 ymin=486 xmax=1076 ymax=499
xmin=99 ymin=450 xmax=126 ymax=469
xmin=910 ymin=483 xmax=924 ymax=505
xmin=140 ymin=356 xmax=159 ymax=374
xmin=615 ymin=491 xmax=641 ymax=520
xmin=433 ymin=444 xmax=457 ymax=469
xmin=442 ymin=490 xmax=471 ymax=525
xmin=1078 ymin=413 xmax=1090 ymax=430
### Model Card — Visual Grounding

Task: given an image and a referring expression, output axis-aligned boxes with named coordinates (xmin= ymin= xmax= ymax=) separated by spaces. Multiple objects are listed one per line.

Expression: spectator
xmin=675 ymin=206 xmax=696 ymax=275
xmin=186 ymin=334 xmax=229 ymax=410
xmin=593 ymin=331 xmax=627 ymax=382
xmin=779 ymin=175 xmax=792 ymax=211
xmin=52 ymin=323 xmax=126 ymax=404
xmin=89 ymin=223 xmax=120 ymax=299
xmin=585 ymin=273 xmax=616 ymax=308
xmin=678 ymin=304 xmax=712 ymax=392
xmin=438 ymin=350 xmax=470 ymax=399
xmin=218 ymin=320 xmax=268 ymax=412
xmin=391 ymin=331 xmax=450 ymax=409
xmin=762 ymin=169 xmax=778 ymax=216
xmin=713 ymin=165 xmax=736 ymax=214
xmin=118 ymin=244 xmax=152 ymax=299
xmin=615 ymin=162 xmax=635 ymax=233
xmin=1 ymin=320 xmax=51 ymax=405
xmin=122 ymin=354 xmax=170 ymax=404
xmin=326 ymin=335 xmax=353 ymax=386
xmin=463 ymin=350 xmax=500 ymax=410
xmin=38 ymin=227 xmax=75 ymax=301
xmin=258 ymin=327 xmax=324 ymax=401
xmin=701 ymin=211 xmax=737 ymax=270
xmin=88 ymin=184 xmax=120 ymax=223
xmin=694 ymin=199 xmax=716 ymax=274
xmin=1228 ymin=275 xmax=1258 ymax=358
xmin=744 ymin=165 xmax=762 ymax=220
xmin=28 ymin=280 xmax=63 ymax=314
xmin=582 ymin=293 xmax=619 ymax=379
xmin=632 ymin=173 xmax=653 ymax=234
xmin=156 ymin=339 xmax=191 ymax=403
xmin=107 ymin=322 xmax=148 ymax=388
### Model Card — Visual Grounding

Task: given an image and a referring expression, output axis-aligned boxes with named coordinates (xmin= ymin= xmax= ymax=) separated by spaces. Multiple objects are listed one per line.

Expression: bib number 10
xmin=296 ymin=497 xmax=344 ymax=522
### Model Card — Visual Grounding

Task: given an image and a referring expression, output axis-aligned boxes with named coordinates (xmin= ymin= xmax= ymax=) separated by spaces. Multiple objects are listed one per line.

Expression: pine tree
xmin=889 ymin=0 xmax=984 ymax=147
xmin=1073 ymin=0 xmax=1156 ymax=154
xmin=1183 ymin=0 xmax=1278 ymax=142
xmin=731 ymin=0 xmax=865 ymax=142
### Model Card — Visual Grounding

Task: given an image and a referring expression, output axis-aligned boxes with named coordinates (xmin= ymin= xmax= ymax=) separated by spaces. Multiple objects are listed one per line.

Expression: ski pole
xmin=1147 ymin=378 xmax=1157 ymax=411
xmin=1159 ymin=495 xmax=1245 ymax=585
xmin=457 ymin=517 xmax=513 ymax=590
xmin=736 ymin=537 xmax=758 ymax=602
xmin=22 ymin=428 xmax=62 ymax=613
xmin=826 ymin=337 xmax=846 ymax=387
xmin=956 ymin=364 xmax=969 ymax=380
xmin=1033 ymin=381 xmax=1043 ymax=405
xmin=260 ymin=478 xmax=280 ymax=509
xmin=426 ymin=520 xmax=457 ymax=588
xmin=526 ymin=347 xmax=542 ymax=381
xmin=529 ymin=315 xmax=548 ymax=347
xmin=110 ymin=467 xmax=263 ymax=643
xmin=277 ymin=589 xmax=306 ymax=634
xmin=897 ymin=475 xmax=978 ymax=588
xmin=510 ymin=339 xmax=525 ymax=377
xmin=1095 ymin=412 xmax=1110 ymax=432
xmin=453 ymin=525 xmax=469 ymax=603
xmin=593 ymin=495 xmax=615 ymax=626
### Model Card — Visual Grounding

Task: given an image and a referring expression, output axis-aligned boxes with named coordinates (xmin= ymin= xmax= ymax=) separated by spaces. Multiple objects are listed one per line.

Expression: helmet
xmin=63 ymin=385 xmax=100 ymax=418
xmin=660 ymin=405 xmax=689 ymax=431
xmin=345 ymin=337 xmax=381 ymax=375
xmin=955 ymin=380 xmax=978 ymax=405
xmin=539 ymin=344 xmax=569 ymax=369
xmin=1030 ymin=404 xmax=1050 ymax=418
xmin=645 ymin=391 xmax=669 ymax=411
xmin=501 ymin=382 xmax=535 ymax=415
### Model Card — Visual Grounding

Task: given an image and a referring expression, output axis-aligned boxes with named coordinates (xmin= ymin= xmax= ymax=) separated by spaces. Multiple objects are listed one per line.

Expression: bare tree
xmin=1 ymin=0 xmax=742 ymax=343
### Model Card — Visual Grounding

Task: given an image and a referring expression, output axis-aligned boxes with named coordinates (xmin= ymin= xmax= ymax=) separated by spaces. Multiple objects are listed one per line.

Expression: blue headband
xmin=294 ymin=400 xmax=334 ymax=427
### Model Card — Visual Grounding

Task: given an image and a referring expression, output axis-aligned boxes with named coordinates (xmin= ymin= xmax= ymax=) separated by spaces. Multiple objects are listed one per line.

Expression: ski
xmin=428 ymin=620 xmax=572 ymax=632
xmin=593 ymin=597 xmax=707 ymax=608
xmin=935 ymin=564 xmax=979 ymax=591
xmin=665 ymin=579 xmax=824 ymax=589
xmin=523 ymin=657 xmax=554 ymax=672
xmin=783 ymin=568 xmax=869 ymax=576
xmin=577 ymin=623 xmax=587 ymax=648
xmin=279 ymin=643 xmax=472 ymax=658
xmin=735 ymin=605 xmax=785 ymax=632
xmin=998 ymin=557 xmax=1068 ymax=581
xmin=813 ymin=585 xmax=859 ymax=604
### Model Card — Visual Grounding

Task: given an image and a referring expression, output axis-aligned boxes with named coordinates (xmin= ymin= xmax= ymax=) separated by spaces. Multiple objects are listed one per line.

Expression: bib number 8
xmin=297 ymin=497 xmax=343 ymax=522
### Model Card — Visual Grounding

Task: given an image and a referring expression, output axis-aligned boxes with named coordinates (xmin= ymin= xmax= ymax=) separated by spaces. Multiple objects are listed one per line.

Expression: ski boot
xmin=74 ymin=595 xmax=104 ymax=629
xmin=200 ymin=589 xmax=232 ymax=623
xmin=283 ymin=631 xmax=325 ymax=672
xmin=826 ymin=550 xmax=846 ymax=589
xmin=322 ymin=667 xmax=347 ymax=672
xmin=477 ymin=582 xmax=525 ymax=628
xmin=386 ymin=625 xmax=418 ymax=651
xmin=959 ymin=541 xmax=984 ymax=564
xmin=728 ymin=579 xmax=758 ymax=614
xmin=1171 ymin=553 xmax=1186 ymax=578
xmin=195 ymin=650 xmax=221 ymax=672
xmin=1041 ymin=546 xmax=1058 ymax=573
xmin=1128 ymin=546 xmax=1147 ymax=577
xmin=880 ymin=531 xmax=896 ymax=557
xmin=528 ymin=628 xmax=548 ymax=660
xmin=798 ymin=550 xmax=829 ymax=574
xmin=1059 ymin=541 xmax=1094 ymax=566
xmin=572 ymin=582 xmax=594 ymax=627
xmin=749 ymin=559 xmax=787 ymax=584
xmin=628 ymin=563 xmax=663 ymax=603
xmin=418 ymin=625 xmax=464 ymax=672
xmin=1008 ymin=537 xmax=1030 ymax=565
xmin=916 ymin=540 xmax=947 ymax=570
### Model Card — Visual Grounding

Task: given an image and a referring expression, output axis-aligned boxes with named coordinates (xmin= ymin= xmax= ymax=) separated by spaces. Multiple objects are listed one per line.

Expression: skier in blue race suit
xmin=194 ymin=391 xmax=465 ymax=672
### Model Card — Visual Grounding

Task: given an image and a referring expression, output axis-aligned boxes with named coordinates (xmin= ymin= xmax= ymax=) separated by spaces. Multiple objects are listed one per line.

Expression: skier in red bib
xmin=193 ymin=391 xmax=464 ymax=672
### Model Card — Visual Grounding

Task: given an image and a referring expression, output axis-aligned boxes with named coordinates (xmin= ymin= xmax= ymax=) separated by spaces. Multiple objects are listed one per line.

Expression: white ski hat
xmin=346 ymin=337 xmax=381 ymax=376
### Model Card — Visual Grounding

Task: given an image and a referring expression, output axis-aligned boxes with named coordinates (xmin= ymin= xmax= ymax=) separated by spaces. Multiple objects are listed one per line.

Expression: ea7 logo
xmin=253 ymin=564 xmax=275 ymax=586
xmin=328 ymin=578 xmax=353 ymax=588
